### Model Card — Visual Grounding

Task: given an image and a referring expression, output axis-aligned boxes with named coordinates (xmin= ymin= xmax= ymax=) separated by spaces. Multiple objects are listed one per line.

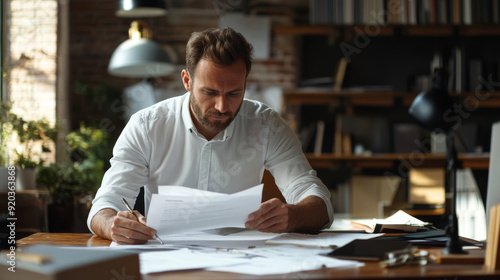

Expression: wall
xmin=68 ymin=0 xmax=300 ymax=137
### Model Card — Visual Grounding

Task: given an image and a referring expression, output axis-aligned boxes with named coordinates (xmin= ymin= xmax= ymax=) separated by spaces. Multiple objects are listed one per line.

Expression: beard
xmin=189 ymin=94 xmax=240 ymax=133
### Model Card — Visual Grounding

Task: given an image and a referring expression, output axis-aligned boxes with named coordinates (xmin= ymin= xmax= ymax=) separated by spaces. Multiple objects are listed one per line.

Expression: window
xmin=2 ymin=0 xmax=58 ymax=164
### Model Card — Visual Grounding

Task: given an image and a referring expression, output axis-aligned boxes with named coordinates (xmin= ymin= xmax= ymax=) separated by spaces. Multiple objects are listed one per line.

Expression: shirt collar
xmin=182 ymin=92 xmax=235 ymax=142
xmin=181 ymin=92 xmax=195 ymax=131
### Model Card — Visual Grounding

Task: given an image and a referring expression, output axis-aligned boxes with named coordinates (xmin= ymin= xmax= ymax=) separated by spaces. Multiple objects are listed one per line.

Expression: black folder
xmin=327 ymin=239 xmax=412 ymax=261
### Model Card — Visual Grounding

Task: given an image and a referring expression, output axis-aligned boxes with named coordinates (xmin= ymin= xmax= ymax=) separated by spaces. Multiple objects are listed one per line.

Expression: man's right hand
xmin=90 ymin=208 xmax=158 ymax=244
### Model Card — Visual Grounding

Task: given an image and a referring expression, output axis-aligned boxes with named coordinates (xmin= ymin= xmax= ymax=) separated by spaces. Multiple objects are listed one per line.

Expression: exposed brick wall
xmin=68 ymin=0 xmax=299 ymax=134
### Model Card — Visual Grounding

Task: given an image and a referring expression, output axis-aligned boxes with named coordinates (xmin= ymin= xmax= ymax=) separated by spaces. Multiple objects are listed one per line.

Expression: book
xmin=298 ymin=122 xmax=317 ymax=153
xmin=0 ymin=245 xmax=141 ymax=280
xmin=333 ymin=115 xmax=343 ymax=155
xmin=349 ymin=210 xmax=435 ymax=233
xmin=313 ymin=120 xmax=325 ymax=155
xmin=333 ymin=58 xmax=347 ymax=91
xmin=342 ymin=133 xmax=352 ymax=155
xmin=328 ymin=239 xmax=411 ymax=261
xmin=469 ymin=59 xmax=483 ymax=91
xmin=374 ymin=229 xmax=484 ymax=247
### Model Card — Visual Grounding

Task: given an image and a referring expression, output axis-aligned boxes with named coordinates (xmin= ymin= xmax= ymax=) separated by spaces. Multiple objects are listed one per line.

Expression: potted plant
xmin=37 ymin=123 xmax=109 ymax=232
xmin=8 ymin=113 xmax=58 ymax=190
xmin=0 ymin=102 xmax=13 ymax=190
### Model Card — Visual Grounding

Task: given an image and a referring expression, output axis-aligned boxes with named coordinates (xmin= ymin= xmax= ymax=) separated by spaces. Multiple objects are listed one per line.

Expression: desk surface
xmin=18 ymin=233 xmax=500 ymax=280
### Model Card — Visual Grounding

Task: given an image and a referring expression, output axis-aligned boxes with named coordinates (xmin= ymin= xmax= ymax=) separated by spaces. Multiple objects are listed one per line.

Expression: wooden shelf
xmin=305 ymin=153 xmax=490 ymax=170
xmin=274 ymin=25 xmax=336 ymax=35
xmin=460 ymin=25 xmax=500 ymax=36
xmin=274 ymin=24 xmax=500 ymax=37
xmin=399 ymin=25 xmax=454 ymax=36
xmin=284 ymin=89 xmax=500 ymax=108
xmin=283 ymin=89 xmax=406 ymax=106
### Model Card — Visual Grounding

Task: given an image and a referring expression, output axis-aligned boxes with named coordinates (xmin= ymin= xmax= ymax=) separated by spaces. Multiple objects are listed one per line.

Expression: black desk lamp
xmin=408 ymin=68 xmax=467 ymax=255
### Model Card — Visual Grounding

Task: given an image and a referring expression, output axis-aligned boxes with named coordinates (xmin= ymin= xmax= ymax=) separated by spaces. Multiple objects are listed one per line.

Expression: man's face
xmin=181 ymin=59 xmax=246 ymax=139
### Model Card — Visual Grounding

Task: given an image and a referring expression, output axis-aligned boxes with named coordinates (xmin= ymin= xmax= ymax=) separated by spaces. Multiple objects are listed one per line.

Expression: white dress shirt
xmin=87 ymin=92 xmax=333 ymax=232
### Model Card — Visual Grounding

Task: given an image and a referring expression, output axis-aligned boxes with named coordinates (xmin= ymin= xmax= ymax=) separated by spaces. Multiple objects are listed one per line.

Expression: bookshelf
xmin=284 ymin=89 xmax=500 ymax=161
xmin=279 ymin=25 xmax=500 ymax=167
xmin=276 ymin=1 xmax=500 ymax=218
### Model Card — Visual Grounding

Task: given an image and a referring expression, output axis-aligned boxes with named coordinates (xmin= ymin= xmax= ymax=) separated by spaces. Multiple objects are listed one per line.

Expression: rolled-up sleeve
xmin=87 ymin=114 xmax=151 ymax=233
xmin=264 ymin=112 xmax=334 ymax=228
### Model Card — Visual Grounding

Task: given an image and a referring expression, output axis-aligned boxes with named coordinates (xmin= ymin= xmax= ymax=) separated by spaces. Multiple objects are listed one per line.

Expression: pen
xmin=121 ymin=198 xmax=165 ymax=245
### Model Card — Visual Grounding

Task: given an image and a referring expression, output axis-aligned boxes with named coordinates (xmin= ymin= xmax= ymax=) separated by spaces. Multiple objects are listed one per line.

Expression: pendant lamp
xmin=108 ymin=20 xmax=174 ymax=77
xmin=116 ymin=0 xmax=167 ymax=18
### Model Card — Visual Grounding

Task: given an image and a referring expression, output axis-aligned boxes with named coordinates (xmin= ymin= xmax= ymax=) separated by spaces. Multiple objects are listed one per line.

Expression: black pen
xmin=121 ymin=198 xmax=165 ymax=245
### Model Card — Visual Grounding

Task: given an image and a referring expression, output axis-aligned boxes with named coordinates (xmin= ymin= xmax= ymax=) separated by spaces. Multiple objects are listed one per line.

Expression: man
xmin=88 ymin=27 xmax=333 ymax=244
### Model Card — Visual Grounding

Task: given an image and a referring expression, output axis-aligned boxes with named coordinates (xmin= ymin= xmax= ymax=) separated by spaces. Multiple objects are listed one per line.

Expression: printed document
xmin=147 ymin=184 xmax=263 ymax=237
xmin=265 ymin=232 xmax=383 ymax=248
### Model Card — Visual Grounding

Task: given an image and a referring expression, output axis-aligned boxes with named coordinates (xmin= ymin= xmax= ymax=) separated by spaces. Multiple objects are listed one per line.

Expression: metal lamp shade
xmin=108 ymin=38 xmax=175 ymax=77
xmin=116 ymin=0 xmax=167 ymax=18
xmin=408 ymin=87 xmax=455 ymax=133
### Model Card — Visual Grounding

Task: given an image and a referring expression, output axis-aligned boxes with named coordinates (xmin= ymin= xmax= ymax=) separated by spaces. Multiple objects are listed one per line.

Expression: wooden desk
xmin=18 ymin=233 xmax=500 ymax=280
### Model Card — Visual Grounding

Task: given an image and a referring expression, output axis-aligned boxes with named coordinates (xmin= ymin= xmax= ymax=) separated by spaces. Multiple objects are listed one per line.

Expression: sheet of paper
xmin=207 ymin=246 xmax=363 ymax=275
xmin=351 ymin=210 xmax=428 ymax=230
xmin=158 ymin=185 xmax=227 ymax=197
xmin=238 ymin=244 xmax=333 ymax=257
xmin=208 ymin=257 xmax=362 ymax=275
xmin=109 ymin=229 xmax=282 ymax=250
xmin=381 ymin=210 xmax=427 ymax=224
xmin=265 ymin=232 xmax=383 ymax=248
xmin=139 ymin=248 xmax=249 ymax=274
xmin=325 ymin=219 xmax=367 ymax=232
xmin=147 ymin=184 xmax=263 ymax=237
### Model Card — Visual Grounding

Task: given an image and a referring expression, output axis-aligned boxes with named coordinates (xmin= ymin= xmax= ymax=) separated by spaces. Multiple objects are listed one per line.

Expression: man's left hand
xmin=245 ymin=198 xmax=292 ymax=233
xmin=245 ymin=195 xmax=329 ymax=233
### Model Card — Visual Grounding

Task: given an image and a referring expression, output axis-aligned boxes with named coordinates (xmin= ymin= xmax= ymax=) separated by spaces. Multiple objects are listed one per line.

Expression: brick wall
xmin=68 ymin=0 xmax=299 ymax=134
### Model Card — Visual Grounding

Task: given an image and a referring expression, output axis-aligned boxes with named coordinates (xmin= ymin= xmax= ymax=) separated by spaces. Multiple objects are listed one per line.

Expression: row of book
xmin=310 ymin=0 xmax=500 ymax=25
xmin=298 ymin=115 xmax=391 ymax=156
xmin=428 ymin=47 xmax=500 ymax=93
xmin=299 ymin=114 xmax=479 ymax=156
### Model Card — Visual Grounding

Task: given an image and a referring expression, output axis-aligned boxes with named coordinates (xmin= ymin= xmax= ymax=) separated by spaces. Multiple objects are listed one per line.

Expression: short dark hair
xmin=185 ymin=27 xmax=253 ymax=80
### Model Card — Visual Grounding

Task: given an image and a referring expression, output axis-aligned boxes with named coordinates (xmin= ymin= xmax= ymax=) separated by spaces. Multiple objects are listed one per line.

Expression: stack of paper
xmin=348 ymin=210 xmax=433 ymax=233
xmin=265 ymin=232 xmax=382 ymax=248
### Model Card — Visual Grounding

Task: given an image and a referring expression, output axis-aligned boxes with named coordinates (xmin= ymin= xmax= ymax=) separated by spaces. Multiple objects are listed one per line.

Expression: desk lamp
xmin=108 ymin=20 xmax=174 ymax=77
xmin=408 ymin=68 xmax=467 ymax=255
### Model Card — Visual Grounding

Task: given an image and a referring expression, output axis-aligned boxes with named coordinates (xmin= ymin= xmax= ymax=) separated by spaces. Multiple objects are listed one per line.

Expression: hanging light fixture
xmin=108 ymin=20 xmax=175 ymax=77
xmin=116 ymin=0 xmax=167 ymax=18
